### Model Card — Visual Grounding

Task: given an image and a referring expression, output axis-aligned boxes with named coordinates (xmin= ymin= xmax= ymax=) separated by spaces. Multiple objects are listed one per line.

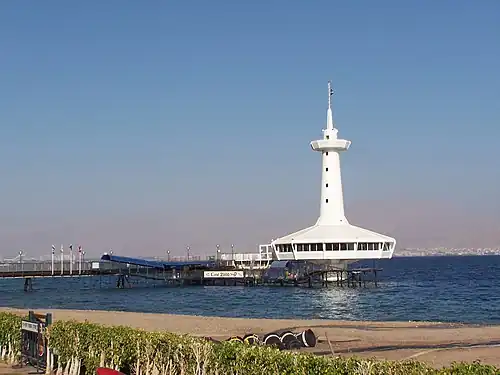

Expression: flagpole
xmin=51 ymin=245 xmax=55 ymax=276
xmin=78 ymin=246 xmax=82 ymax=275
xmin=60 ymin=245 xmax=64 ymax=276
xmin=69 ymin=244 xmax=73 ymax=275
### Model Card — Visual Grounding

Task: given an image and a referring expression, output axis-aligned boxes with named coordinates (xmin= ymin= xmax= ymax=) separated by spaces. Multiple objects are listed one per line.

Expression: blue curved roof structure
xmin=100 ymin=254 xmax=216 ymax=270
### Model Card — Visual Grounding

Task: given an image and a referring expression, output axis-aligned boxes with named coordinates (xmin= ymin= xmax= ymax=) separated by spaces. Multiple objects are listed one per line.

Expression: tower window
xmin=326 ymin=152 xmax=328 ymax=156
xmin=326 ymin=135 xmax=330 ymax=140
xmin=325 ymin=199 xmax=329 ymax=203
xmin=325 ymin=167 xmax=328 ymax=172
xmin=326 ymin=183 xmax=329 ymax=187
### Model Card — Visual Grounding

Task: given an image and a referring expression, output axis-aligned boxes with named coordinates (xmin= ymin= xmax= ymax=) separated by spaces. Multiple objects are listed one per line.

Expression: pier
xmin=0 ymin=252 xmax=381 ymax=291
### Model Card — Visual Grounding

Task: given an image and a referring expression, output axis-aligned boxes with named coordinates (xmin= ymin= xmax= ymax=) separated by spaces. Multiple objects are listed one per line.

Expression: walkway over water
xmin=0 ymin=253 xmax=218 ymax=279
xmin=0 ymin=252 xmax=382 ymax=292
xmin=100 ymin=253 xmax=216 ymax=270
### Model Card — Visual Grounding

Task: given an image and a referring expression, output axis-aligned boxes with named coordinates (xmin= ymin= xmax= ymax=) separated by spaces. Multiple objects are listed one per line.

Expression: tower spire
xmin=328 ymin=80 xmax=332 ymax=109
xmin=327 ymin=80 xmax=334 ymax=130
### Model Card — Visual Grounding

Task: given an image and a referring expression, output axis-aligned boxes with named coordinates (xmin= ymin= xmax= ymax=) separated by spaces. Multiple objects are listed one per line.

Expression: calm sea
xmin=0 ymin=255 xmax=499 ymax=324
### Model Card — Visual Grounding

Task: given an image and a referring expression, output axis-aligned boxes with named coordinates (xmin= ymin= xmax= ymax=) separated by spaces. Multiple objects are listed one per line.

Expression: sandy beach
xmin=2 ymin=307 xmax=500 ymax=368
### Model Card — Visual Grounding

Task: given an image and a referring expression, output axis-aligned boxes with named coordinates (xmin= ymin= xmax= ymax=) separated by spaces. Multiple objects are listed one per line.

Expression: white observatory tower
xmin=311 ymin=81 xmax=351 ymax=226
xmin=266 ymin=81 xmax=396 ymax=266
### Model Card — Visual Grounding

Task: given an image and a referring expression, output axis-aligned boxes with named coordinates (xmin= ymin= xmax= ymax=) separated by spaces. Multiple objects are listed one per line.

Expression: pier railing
xmin=0 ymin=260 xmax=102 ymax=277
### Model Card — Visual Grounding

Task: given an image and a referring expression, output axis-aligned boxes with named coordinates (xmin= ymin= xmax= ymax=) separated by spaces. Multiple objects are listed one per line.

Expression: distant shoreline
xmin=393 ymin=253 xmax=500 ymax=257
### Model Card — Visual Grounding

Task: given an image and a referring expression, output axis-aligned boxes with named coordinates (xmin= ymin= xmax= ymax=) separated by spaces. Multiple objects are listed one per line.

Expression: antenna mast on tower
xmin=326 ymin=80 xmax=335 ymax=131
xmin=328 ymin=80 xmax=333 ymax=109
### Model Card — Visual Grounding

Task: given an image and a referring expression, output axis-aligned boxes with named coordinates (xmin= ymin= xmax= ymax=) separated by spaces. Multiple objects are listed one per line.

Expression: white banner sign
xmin=203 ymin=271 xmax=244 ymax=278
xmin=21 ymin=320 xmax=39 ymax=333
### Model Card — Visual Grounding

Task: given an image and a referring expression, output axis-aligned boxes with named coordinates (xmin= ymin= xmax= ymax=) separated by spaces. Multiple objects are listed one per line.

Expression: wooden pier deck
xmin=0 ymin=259 xmax=382 ymax=291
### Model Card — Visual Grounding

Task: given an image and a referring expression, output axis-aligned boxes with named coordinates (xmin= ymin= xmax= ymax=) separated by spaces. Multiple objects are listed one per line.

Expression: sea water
xmin=0 ymin=255 xmax=498 ymax=324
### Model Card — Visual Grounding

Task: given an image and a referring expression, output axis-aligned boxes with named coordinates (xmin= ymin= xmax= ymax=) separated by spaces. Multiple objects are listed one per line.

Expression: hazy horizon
xmin=1 ymin=1 xmax=499 ymax=259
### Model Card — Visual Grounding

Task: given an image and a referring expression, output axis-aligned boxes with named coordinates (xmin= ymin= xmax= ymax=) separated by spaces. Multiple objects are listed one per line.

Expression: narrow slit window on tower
xmin=325 ymin=167 xmax=328 ymax=172
xmin=326 ymin=152 xmax=328 ymax=156
xmin=325 ymin=199 xmax=328 ymax=203
xmin=326 ymin=135 xmax=330 ymax=140
xmin=326 ymin=183 xmax=329 ymax=187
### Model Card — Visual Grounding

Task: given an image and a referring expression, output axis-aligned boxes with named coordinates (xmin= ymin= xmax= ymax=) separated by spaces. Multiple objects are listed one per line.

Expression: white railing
xmin=217 ymin=244 xmax=275 ymax=270
xmin=221 ymin=253 xmax=261 ymax=262
xmin=0 ymin=260 xmax=95 ymax=275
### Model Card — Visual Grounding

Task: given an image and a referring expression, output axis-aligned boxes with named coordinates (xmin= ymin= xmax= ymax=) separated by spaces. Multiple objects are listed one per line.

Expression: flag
xmin=78 ymin=245 xmax=82 ymax=253
xmin=69 ymin=244 xmax=73 ymax=251
xmin=51 ymin=245 xmax=55 ymax=254
xmin=329 ymin=88 xmax=334 ymax=96
xmin=60 ymin=245 xmax=64 ymax=253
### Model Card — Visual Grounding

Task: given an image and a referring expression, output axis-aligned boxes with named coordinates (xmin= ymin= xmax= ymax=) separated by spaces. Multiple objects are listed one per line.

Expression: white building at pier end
xmin=269 ymin=81 xmax=396 ymax=266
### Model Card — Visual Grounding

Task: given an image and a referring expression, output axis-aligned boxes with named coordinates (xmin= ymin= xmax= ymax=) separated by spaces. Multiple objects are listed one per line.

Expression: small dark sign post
xmin=21 ymin=310 xmax=52 ymax=373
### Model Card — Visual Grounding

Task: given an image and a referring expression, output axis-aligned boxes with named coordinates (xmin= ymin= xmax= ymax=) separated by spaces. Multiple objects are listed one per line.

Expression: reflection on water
xmin=0 ymin=256 xmax=499 ymax=323
xmin=312 ymin=288 xmax=361 ymax=320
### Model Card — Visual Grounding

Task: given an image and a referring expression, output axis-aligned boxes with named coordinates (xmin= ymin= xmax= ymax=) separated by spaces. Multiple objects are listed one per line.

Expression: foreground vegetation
xmin=0 ymin=312 xmax=498 ymax=375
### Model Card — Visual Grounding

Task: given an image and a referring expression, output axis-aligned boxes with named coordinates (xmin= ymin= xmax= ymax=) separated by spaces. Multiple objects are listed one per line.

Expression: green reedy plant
xmin=1 ymin=312 xmax=499 ymax=375
xmin=0 ymin=312 xmax=22 ymax=364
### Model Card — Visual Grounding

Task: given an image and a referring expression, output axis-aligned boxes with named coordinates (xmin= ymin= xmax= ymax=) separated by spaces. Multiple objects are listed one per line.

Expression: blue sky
xmin=0 ymin=0 xmax=499 ymax=257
